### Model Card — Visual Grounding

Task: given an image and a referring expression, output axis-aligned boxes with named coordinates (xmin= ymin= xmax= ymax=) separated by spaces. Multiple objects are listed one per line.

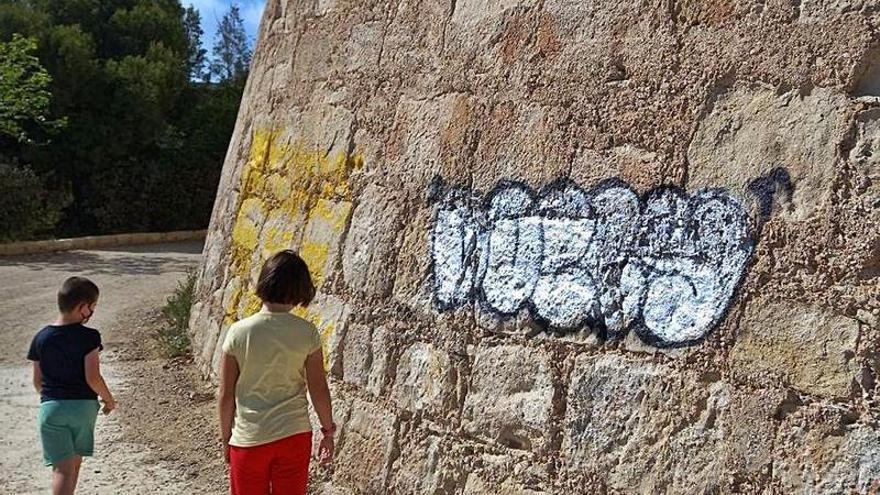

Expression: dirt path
xmin=0 ymin=242 xmax=226 ymax=494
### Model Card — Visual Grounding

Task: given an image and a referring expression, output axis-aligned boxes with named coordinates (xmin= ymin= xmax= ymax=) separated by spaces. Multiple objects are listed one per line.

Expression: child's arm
xmin=31 ymin=361 xmax=42 ymax=394
xmin=84 ymin=348 xmax=116 ymax=414
xmin=305 ymin=349 xmax=334 ymax=464
xmin=218 ymin=352 xmax=239 ymax=463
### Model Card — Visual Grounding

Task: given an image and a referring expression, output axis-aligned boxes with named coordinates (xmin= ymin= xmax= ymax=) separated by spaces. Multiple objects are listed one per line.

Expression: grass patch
xmin=158 ymin=271 xmax=196 ymax=357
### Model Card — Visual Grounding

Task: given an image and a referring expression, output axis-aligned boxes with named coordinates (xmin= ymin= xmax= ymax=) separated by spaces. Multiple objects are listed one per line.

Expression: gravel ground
xmin=0 ymin=242 xmax=227 ymax=494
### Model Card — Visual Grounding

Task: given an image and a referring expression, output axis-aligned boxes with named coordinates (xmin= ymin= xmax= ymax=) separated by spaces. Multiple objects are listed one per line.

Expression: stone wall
xmin=189 ymin=1 xmax=880 ymax=492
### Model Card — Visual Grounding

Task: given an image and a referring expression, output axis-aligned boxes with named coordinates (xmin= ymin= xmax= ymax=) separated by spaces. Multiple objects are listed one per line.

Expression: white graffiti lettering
xmin=429 ymin=178 xmax=755 ymax=347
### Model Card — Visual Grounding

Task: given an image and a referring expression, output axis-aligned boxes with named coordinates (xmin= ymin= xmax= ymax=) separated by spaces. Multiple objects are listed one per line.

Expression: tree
xmin=183 ymin=5 xmax=207 ymax=81
xmin=210 ymin=3 xmax=252 ymax=83
xmin=0 ymin=161 xmax=70 ymax=241
xmin=0 ymin=34 xmax=63 ymax=144
xmin=0 ymin=0 xmax=252 ymax=238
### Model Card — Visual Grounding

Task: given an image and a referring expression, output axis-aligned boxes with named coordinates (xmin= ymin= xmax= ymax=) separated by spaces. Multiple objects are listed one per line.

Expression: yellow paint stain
xmin=292 ymin=306 xmax=335 ymax=370
xmin=225 ymin=287 xmax=243 ymax=318
xmin=263 ymin=233 xmax=294 ymax=258
xmin=244 ymin=292 xmax=262 ymax=317
xmin=231 ymin=198 xmax=264 ymax=252
xmin=261 ymin=208 xmax=296 ymax=256
xmin=223 ymin=126 xmax=365 ymax=342
xmin=299 ymin=240 xmax=330 ymax=286
xmin=309 ymin=198 xmax=353 ymax=231
xmin=266 ymin=173 xmax=291 ymax=200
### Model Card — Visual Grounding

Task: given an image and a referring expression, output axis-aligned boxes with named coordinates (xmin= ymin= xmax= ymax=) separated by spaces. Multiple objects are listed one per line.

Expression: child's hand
xmin=102 ymin=398 xmax=117 ymax=415
xmin=221 ymin=440 xmax=230 ymax=464
xmin=318 ymin=434 xmax=334 ymax=465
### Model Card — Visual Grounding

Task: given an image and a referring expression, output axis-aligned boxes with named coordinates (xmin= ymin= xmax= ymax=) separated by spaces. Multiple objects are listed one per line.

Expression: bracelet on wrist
xmin=320 ymin=423 xmax=336 ymax=435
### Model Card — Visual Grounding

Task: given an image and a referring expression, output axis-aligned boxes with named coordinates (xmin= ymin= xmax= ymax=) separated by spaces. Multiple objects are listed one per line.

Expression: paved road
xmin=0 ymin=242 xmax=205 ymax=494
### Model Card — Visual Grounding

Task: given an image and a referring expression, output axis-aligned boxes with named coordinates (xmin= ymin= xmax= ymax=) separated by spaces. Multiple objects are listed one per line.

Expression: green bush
xmin=0 ymin=162 xmax=70 ymax=241
xmin=158 ymin=270 xmax=196 ymax=358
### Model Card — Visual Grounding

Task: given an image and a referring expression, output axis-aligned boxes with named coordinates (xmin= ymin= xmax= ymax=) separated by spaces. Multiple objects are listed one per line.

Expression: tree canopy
xmin=0 ymin=0 xmax=253 ymax=239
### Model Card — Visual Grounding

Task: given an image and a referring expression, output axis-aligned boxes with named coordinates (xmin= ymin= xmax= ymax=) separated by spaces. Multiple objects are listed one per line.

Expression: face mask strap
xmin=82 ymin=304 xmax=94 ymax=322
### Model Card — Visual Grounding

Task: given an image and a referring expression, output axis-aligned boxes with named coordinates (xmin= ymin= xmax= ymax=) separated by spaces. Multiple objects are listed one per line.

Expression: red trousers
xmin=229 ymin=432 xmax=312 ymax=495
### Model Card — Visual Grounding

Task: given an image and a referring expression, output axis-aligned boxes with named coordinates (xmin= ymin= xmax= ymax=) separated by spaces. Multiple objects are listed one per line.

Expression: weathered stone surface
xmin=774 ymin=413 xmax=880 ymax=493
xmin=186 ymin=0 xmax=880 ymax=492
xmin=308 ymin=382 xmax=351 ymax=461
xmin=688 ymin=86 xmax=850 ymax=221
xmin=460 ymin=453 xmax=549 ymax=495
xmin=560 ymin=354 xmax=781 ymax=493
xmin=562 ymin=354 xmax=671 ymax=491
xmin=391 ymin=343 xmax=456 ymax=416
xmin=341 ymin=323 xmax=372 ymax=389
xmin=391 ymin=205 xmax=433 ymax=310
xmin=462 ymin=474 xmax=545 ymax=495
xmin=298 ymin=199 xmax=352 ymax=288
xmin=388 ymin=433 xmax=463 ymax=495
xmin=341 ymin=183 xmax=403 ymax=298
xmin=296 ymin=292 xmax=350 ymax=376
xmin=384 ymin=94 xmax=474 ymax=187
xmin=721 ymin=387 xmax=782 ymax=476
xmin=366 ymin=325 xmax=391 ymax=397
xmin=851 ymin=108 xmax=880 ymax=192
xmin=340 ymin=322 xmax=394 ymax=396
xmin=462 ymin=345 xmax=554 ymax=452
xmin=309 ymin=483 xmax=356 ymax=495
xmin=332 ymin=398 xmax=398 ymax=493
xmin=731 ymin=299 xmax=860 ymax=398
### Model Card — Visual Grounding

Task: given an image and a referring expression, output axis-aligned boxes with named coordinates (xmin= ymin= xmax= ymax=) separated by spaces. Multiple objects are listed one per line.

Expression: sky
xmin=186 ymin=0 xmax=265 ymax=50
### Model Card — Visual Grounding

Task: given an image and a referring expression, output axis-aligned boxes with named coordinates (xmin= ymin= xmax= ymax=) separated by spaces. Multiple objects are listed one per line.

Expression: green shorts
xmin=39 ymin=399 xmax=100 ymax=466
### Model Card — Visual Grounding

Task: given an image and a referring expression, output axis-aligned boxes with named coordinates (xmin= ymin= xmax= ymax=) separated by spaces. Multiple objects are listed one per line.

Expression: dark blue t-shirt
xmin=27 ymin=323 xmax=103 ymax=402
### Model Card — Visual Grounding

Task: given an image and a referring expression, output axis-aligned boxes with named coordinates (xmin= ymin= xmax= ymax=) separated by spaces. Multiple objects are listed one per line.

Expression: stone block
xmin=293 ymin=292 xmax=350 ymax=376
xmin=561 ymin=354 xmax=734 ymax=493
xmin=339 ymin=21 xmax=384 ymax=73
xmin=687 ymin=86 xmax=849 ymax=220
xmin=332 ymin=398 xmax=398 ymax=493
xmin=210 ymin=321 xmax=230 ymax=377
xmin=730 ymin=299 xmax=859 ymax=398
xmin=342 ymin=323 xmax=372 ymax=389
xmin=341 ymin=183 xmax=403 ymax=298
xmin=340 ymin=321 xmax=393 ymax=396
xmin=309 ymin=382 xmax=352 ymax=461
xmin=391 ymin=343 xmax=456 ymax=416
xmin=462 ymin=474 xmax=546 ymax=495
xmin=774 ymin=416 xmax=880 ymax=492
xmin=389 ymin=433 xmax=463 ymax=495
xmin=383 ymin=94 xmax=474 ymax=186
xmin=460 ymin=454 xmax=549 ymax=495
xmin=720 ymin=386 xmax=783 ymax=476
xmin=366 ymin=325 xmax=391 ymax=397
xmin=562 ymin=353 xmax=666 ymax=488
xmin=299 ymin=199 xmax=353 ymax=288
xmin=462 ymin=345 xmax=554 ymax=451
xmin=257 ymin=209 xmax=298 ymax=260
xmin=392 ymin=205 xmax=433 ymax=310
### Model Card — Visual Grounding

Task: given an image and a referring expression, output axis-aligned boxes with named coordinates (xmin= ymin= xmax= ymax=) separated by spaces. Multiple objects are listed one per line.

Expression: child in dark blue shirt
xmin=27 ymin=276 xmax=116 ymax=495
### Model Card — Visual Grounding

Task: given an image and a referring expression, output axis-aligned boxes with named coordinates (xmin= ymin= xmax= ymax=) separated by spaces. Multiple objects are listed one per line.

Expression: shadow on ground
xmin=0 ymin=242 xmax=204 ymax=276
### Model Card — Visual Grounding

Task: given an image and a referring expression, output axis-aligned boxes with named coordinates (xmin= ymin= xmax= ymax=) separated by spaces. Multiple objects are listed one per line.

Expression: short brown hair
xmin=255 ymin=250 xmax=316 ymax=306
xmin=58 ymin=276 xmax=99 ymax=313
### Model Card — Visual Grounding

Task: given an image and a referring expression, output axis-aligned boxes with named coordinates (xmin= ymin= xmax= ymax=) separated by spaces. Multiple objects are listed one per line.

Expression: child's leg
xmin=51 ymin=455 xmax=81 ymax=495
xmin=268 ymin=432 xmax=311 ymax=494
xmin=73 ymin=456 xmax=83 ymax=484
xmin=229 ymin=443 xmax=272 ymax=495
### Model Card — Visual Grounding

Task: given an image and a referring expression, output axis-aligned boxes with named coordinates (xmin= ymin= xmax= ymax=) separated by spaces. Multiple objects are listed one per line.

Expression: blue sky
xmin=186 ymin=0 xmax=265 ymax=50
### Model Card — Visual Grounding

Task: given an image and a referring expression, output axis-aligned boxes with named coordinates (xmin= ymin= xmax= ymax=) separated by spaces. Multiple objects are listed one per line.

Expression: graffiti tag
xmin=429 ymin=177 xmax=757 ymax=347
